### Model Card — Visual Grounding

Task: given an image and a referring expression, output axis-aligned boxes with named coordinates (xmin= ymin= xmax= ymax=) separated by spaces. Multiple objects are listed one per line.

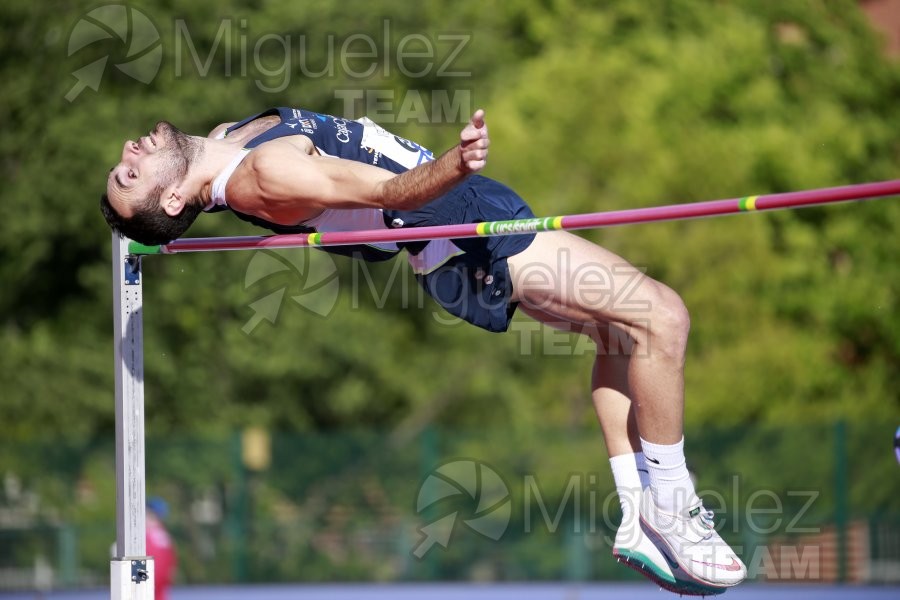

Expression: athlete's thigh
xmin=508 ymin=230 xmax=662 ymax=327
xmin=518 ymin=303 xmax=631 ymax=353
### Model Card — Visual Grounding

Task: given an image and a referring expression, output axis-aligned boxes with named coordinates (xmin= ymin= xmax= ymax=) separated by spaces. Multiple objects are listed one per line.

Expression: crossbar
xmin=130 ymin=179 xmax=900 ymax=255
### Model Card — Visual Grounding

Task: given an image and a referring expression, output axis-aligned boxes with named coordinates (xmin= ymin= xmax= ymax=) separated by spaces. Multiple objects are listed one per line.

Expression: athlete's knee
xmin=645 ymin=284 xmax=690 ymax=360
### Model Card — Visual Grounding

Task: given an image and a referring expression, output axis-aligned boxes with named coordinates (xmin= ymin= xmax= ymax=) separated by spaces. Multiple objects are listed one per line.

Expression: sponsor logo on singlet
xmin=333 ymin=117 xmax=351 ymax=143
xmin=362 ymin=144 xmax=383 ymax=166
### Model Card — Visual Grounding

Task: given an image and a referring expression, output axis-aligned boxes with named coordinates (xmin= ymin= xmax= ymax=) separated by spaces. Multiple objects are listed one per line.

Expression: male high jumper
xmin=101 ymin=106 xmax=747 ymax=594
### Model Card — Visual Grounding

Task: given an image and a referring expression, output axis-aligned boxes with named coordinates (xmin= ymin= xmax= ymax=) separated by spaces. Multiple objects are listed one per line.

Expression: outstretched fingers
xmin=459 ymin=109 xmax=489 ymax=173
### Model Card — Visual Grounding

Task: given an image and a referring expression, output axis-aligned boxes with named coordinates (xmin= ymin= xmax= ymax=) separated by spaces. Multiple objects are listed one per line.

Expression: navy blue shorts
xmin=385 ymin=175 xmax=536 ymax=333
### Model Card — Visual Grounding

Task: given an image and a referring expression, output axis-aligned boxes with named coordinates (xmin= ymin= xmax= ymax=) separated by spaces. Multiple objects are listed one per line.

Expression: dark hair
xmin=100 ymin=189 xmax=203 ymax=246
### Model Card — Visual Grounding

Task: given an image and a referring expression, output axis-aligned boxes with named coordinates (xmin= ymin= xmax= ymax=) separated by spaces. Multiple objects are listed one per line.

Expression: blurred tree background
xmin=0 ymin=0 xmax=898 ymax=588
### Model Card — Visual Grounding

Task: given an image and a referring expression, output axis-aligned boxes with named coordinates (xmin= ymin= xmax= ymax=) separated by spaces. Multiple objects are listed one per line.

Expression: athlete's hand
xmin=459 ymin=109 xmax=489 ymax=173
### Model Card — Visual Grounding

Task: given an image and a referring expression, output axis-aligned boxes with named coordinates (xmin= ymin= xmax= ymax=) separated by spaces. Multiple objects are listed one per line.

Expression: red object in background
xmin=861 ymin=0 xmax=900 ymax=57
xmin=146 ymin=514 xmax=177 ymax=600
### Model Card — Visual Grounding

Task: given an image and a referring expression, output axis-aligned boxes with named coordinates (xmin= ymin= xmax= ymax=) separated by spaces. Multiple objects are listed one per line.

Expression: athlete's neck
xmin=182 ymin=137 xmax=247 ymax=208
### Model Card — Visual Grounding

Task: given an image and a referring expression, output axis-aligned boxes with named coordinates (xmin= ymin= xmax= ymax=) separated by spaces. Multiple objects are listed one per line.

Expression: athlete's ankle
xmin=609 ymin=452 xmax=645 ymax=523
xmin=640 ymin=436 xmax=698 ymax=513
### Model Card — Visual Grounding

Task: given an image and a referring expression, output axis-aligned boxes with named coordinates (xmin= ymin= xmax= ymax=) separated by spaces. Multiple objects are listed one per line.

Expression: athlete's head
xmin=101 ymin=121 xmax=205 ymax=245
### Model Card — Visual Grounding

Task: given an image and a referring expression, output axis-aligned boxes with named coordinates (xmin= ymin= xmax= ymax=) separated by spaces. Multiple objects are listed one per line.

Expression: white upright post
xmin=111 ymin=233 xmax=154 ymax=600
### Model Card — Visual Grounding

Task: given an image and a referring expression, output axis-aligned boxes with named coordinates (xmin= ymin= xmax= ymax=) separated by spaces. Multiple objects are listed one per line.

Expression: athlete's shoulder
xmin=251 ymin=134 xmax=315 ymax=158
xmin=207 ymin=122 xmax=236 ymax=139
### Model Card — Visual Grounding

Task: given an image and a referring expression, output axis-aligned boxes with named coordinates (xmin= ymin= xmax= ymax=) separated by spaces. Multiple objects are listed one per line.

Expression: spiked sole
xmin=638 ymin=512 xmax=743 ymax=590
xmin=613 ymin=548 xmax=727 ymax=597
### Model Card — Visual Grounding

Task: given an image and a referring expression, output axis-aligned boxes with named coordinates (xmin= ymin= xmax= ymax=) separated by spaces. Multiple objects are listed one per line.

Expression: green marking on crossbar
xmin=128 ymin=242 xmax=162 ymax=255
xmin=481 ymin=216 xmax=562 ymax=236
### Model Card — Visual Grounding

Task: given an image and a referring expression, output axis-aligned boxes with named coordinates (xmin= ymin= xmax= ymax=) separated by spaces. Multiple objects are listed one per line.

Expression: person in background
xmin=146 ymin=496 xmax=177 ymax=600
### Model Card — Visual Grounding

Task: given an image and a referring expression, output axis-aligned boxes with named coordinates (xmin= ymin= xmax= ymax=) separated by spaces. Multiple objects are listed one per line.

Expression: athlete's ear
xmin=161 ymin=188 xmax=185 ymax=217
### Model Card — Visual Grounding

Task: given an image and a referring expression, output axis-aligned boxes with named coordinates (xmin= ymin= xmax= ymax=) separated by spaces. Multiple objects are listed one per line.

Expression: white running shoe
xmin=638 ymin=489 xmax=748 ymax=588
xmin=613 ymin=513 xmax=726 ymax=596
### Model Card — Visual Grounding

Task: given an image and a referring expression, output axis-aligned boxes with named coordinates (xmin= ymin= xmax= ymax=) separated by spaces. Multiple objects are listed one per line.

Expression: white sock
xmin=636 ymin=452 xmax=651 ymax=490
xmin=640 ymin=436 xmax=698 ymax=513
xmin=609 ymin=452 xmax=647 ymax=524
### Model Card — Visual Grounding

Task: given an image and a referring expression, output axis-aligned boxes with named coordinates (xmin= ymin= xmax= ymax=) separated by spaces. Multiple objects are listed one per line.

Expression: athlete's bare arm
xmin=226 ymin=110 xmax=490 ymax=226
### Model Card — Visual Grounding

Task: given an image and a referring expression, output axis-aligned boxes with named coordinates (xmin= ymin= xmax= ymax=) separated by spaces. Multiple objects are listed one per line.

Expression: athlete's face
xmin=105 ymin=121 xmax=198 ymax=217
